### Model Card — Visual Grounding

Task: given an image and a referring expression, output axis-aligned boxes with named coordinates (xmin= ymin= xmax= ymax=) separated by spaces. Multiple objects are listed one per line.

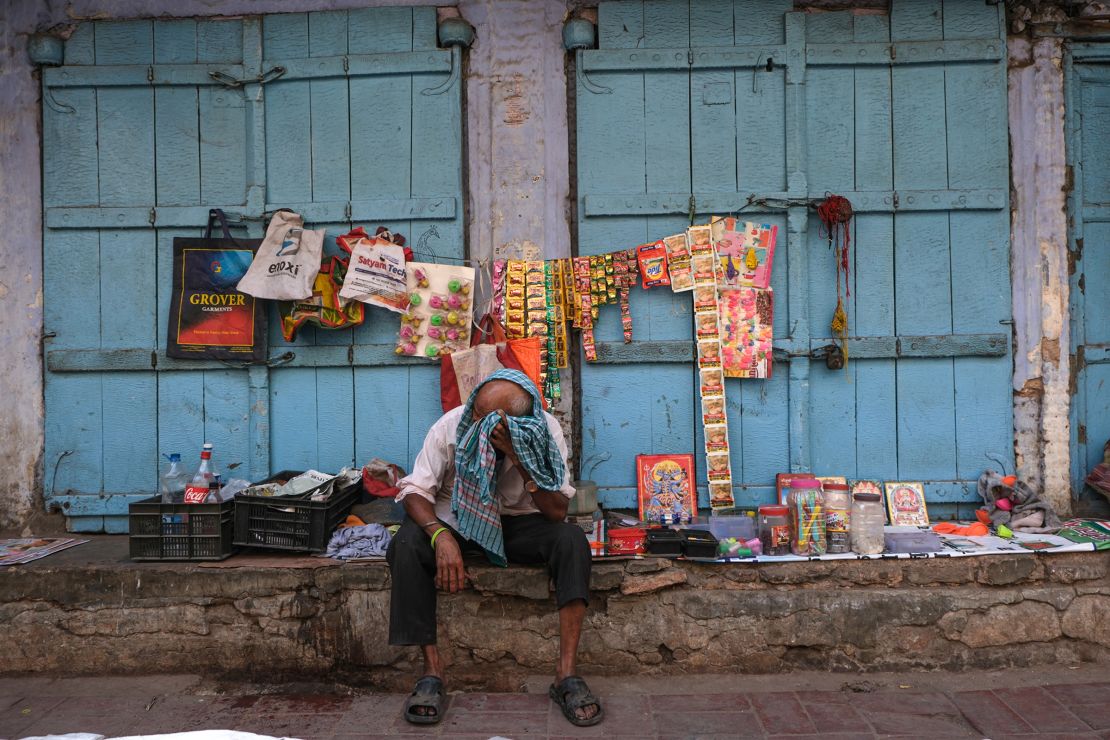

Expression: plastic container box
xmin=607 ymin=527 xmax=647 ymax=555
xmin=708 ymin=514 xmax=757 ymax=542
xmin=681 ymin=529 xmax=720 ymax=558
xmin=645 ymin=528 xmax=683 ymax=556
xmin=129 ymin=496 xmax=236 ymax=561
xmin=233 ymin=470 xmax=361 ymax=553
xmin=884 ymin=530 xmax=942 ymax=554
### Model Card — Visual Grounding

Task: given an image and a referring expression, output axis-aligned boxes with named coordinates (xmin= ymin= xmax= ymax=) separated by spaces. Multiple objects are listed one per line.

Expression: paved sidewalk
xmin=2 ymin=669 xmax=1109 ymax=739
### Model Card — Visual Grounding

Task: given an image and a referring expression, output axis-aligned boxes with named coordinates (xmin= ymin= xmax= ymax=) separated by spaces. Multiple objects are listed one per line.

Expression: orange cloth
xmin=932 ymin=521 xmax=988 ymax=537
xmin=338 ymin=514 xmax=366 ymax=530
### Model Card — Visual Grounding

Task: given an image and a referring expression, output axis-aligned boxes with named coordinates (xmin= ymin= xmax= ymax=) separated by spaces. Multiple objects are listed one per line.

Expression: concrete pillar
xmin=1008 ymin=35 xmax=1072 ymax=514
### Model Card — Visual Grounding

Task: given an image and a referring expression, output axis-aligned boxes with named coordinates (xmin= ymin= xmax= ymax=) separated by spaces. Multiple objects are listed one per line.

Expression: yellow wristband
xmin=429 ymin=527 xmax=448 ymax=549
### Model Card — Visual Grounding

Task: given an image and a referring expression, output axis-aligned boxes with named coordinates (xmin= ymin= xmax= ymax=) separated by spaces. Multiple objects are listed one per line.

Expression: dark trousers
xmin=387 ymin=513 xmax=592 ymax=646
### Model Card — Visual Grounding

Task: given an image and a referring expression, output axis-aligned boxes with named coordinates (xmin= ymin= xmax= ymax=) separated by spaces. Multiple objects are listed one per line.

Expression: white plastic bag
xmin=237 ymin=210 xmax=323 ymax=300
xmin=337 ymin=234 xmax=409 ymax=313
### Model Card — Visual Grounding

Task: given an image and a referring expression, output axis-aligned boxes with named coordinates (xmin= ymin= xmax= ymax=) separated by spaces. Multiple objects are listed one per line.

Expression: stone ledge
xmin=3 ymin=538 xmax=1107 ymax=688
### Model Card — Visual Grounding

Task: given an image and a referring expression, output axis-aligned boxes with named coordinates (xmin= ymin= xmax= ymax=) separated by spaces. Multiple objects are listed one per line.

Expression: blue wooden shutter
xmin=42 ymin=10 xmax=463 ymax=532
xmin=577 ymin=0 xmax=1011 ymax=513
xmin=1068 ymin=44 xmax=1110 ymax=496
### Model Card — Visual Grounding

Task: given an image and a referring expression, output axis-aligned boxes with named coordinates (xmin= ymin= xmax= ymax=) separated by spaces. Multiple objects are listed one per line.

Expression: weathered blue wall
xmin=0 ymin=0 xmax=1101 ymax=527
xmin=0 ymin=0 xmax=574 ymax=528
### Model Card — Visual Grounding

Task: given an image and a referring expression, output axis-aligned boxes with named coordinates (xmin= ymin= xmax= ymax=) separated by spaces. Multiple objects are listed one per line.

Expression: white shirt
xmin=395 ymin=406 xmax=576 ymax=529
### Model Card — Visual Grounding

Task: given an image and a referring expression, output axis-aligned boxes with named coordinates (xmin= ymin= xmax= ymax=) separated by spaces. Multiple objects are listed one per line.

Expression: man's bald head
xmin=473 ymin=379 xmax=532 ymax=419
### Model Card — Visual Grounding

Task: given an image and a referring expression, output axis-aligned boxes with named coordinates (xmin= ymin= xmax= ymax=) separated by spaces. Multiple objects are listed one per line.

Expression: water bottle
xmin=160 ymin=454 xmax=188 ymax=504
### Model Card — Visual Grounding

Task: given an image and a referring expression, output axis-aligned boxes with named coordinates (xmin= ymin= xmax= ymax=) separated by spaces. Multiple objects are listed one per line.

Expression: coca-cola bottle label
xmin=183 ymin=485 xmax=209 ymax=504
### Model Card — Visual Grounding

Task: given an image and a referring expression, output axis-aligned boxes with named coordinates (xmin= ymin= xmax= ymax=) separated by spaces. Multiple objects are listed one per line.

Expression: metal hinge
xmin=1064 ymin=164 xmax=1074 ymax=193
xmin=889 ymin=44 xmax=897 ymax=61
xmin=151 ymin=350 xmax=158 ymax=369
xmin=687 ymin=49 xmax=694 ymax=66
xmin=344 ymin=202 xmax=353 ymax=221
xmin=342 ymin=55 xmax=350 ymax=73
xmin=147 ymin=65 xmax=154 ymax=83
xmin=347 ymin=345 xmax=354 ymax=364
xmin=148 ymin=207 xmax=156 ymax=225
xmin=892 ymin=191 xmax=900 ymax=209
xmin=688 ymin=195 xmax=696 ymax=224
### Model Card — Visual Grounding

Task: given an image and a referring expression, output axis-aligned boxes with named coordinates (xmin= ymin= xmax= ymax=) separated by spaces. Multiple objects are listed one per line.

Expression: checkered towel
xmin=452 ymin=369 xmax=565 ymax=566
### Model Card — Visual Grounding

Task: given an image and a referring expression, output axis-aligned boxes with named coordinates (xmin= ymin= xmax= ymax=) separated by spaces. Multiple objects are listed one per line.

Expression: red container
xmin=607 ymin=527 xmax=647 ymax=555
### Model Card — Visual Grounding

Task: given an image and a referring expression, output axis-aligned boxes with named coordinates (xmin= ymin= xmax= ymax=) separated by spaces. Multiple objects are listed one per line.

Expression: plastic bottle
xmin=160 ymin=454 xmax=188 ymax=504
xmin=851 ymin=491 xmax=886 ymax=555
xmin=184 ymin=443 xmax=217 ymax=504
xmin=823 ymin=483 xmax=852 ymax=553
xmin=787 ymin=478 xmax=826 ymax=556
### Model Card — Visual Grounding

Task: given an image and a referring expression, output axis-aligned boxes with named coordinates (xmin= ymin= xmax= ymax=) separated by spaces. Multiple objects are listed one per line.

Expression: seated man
xmin=387 ymin=369 xmax=603 ymax=727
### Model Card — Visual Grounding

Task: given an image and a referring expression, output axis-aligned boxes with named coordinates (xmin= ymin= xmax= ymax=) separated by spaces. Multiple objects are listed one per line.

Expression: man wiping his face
xmin=387 ymin=369 xmax=602 ymax=727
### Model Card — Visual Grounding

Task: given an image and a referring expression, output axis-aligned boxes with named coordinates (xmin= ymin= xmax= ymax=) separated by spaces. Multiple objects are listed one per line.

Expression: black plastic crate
xmin=233 ymin=470 xmax=361 ymax=553
xmin=129 ymin=496 xmax=236 ymax=561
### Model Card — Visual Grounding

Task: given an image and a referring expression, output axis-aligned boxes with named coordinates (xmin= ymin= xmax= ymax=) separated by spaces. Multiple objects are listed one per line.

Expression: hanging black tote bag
xmin=167 ymin=209 xmax=267 ymax=361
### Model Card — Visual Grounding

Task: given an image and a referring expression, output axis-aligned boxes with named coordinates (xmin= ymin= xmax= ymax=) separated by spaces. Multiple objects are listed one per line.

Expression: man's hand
xmin=489 ymin=411 xmax=519 ymax=464
xmin=433 ymin=530 xmax=466 ymax=593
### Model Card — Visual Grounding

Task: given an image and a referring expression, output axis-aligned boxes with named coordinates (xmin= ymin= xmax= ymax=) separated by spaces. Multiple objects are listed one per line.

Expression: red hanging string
xmin=817 ymin=195 xmax=854 ymax=372
xmin=817 ymin=194 xmax=853 ymax=298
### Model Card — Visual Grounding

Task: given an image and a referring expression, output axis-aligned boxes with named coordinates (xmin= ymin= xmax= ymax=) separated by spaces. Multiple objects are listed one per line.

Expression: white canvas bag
xmin=237 ymin=210 xmax=323 ymax=300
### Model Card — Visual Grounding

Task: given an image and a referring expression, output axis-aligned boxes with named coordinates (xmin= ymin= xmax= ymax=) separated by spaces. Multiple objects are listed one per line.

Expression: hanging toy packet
xmin=711 ymin=217 xmax=777 ymax=290
xmin=337 ymin=230 xmax=409 ymax=313
xmin=396 ymin=261 xmax=475 ymax=360
xmin=636 ymin=240 xmax=671 ymax=289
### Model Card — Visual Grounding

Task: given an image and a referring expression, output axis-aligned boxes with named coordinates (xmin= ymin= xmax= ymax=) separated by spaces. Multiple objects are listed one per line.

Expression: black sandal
xmin=549 ymin=675 xmax=604 ymax=727
xmin=403 ymin=675 xmax=446 ymax=725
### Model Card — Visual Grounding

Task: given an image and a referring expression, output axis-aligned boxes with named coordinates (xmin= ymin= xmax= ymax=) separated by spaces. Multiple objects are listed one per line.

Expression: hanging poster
xmin=637 ymin=454 xmax=697 ymax=525
xmin=711 ymin=217 xmax=778 ymax=289
xmin=718 ymin=287 xmax=774 ymax=378
xmin=884 ymin=481 xmax=930 ymax=526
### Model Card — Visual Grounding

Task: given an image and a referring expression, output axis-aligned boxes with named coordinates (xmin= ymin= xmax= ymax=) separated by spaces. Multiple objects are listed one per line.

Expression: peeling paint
xmin=1009 ymin=33 xmax=1072 ymax=513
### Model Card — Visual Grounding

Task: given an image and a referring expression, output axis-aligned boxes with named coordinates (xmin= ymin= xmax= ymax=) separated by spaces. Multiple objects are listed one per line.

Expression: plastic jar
xmin=758 ymin=505 xmax=791 ymax=556
xmin=823 ymin=483 xmax=851 ymax=554
xmin=850 ymin=491 xmax=885 ymax=555
xmin=787 ymin=478 xmax=826 ymax=556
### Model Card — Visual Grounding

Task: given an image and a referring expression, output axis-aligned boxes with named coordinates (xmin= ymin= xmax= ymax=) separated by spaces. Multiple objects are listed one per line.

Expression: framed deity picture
xmin=637 ymin=454 xmax=697 ymax=525
xmin=884 ymin=481 xmax=929 ymax=526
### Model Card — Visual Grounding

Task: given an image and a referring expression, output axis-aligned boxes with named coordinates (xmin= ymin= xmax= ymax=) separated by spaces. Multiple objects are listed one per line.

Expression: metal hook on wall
xmin=422 ymin=46 xmax=461 ymax=96
xmin=423 ymin=18 xmax=474 ymax=96
xmin=577 ymin=49 xmax=612 ymax=95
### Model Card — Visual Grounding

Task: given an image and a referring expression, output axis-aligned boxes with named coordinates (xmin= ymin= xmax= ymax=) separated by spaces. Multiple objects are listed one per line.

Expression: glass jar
xmin=787 ymin=478 xmax=826 ymax=556
xmin=850 ymin=491 xmax=885 ymax=555
xmin=823 ymin=483 xmax=851 ymax=554
xmin=758 ymin=505 xmax=791 ymax=556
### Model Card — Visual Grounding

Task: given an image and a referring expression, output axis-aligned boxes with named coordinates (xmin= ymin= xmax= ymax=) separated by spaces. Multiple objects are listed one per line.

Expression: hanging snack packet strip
xmin=492 ymin=260 xmax=507 ymax=327
xmin=525 ymin=261 xmax=550 ymax=393
xmin=505 ymin=261 xmax=527 ymax=339
xmin=574 ymin=256 xmax=596 ymax=361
